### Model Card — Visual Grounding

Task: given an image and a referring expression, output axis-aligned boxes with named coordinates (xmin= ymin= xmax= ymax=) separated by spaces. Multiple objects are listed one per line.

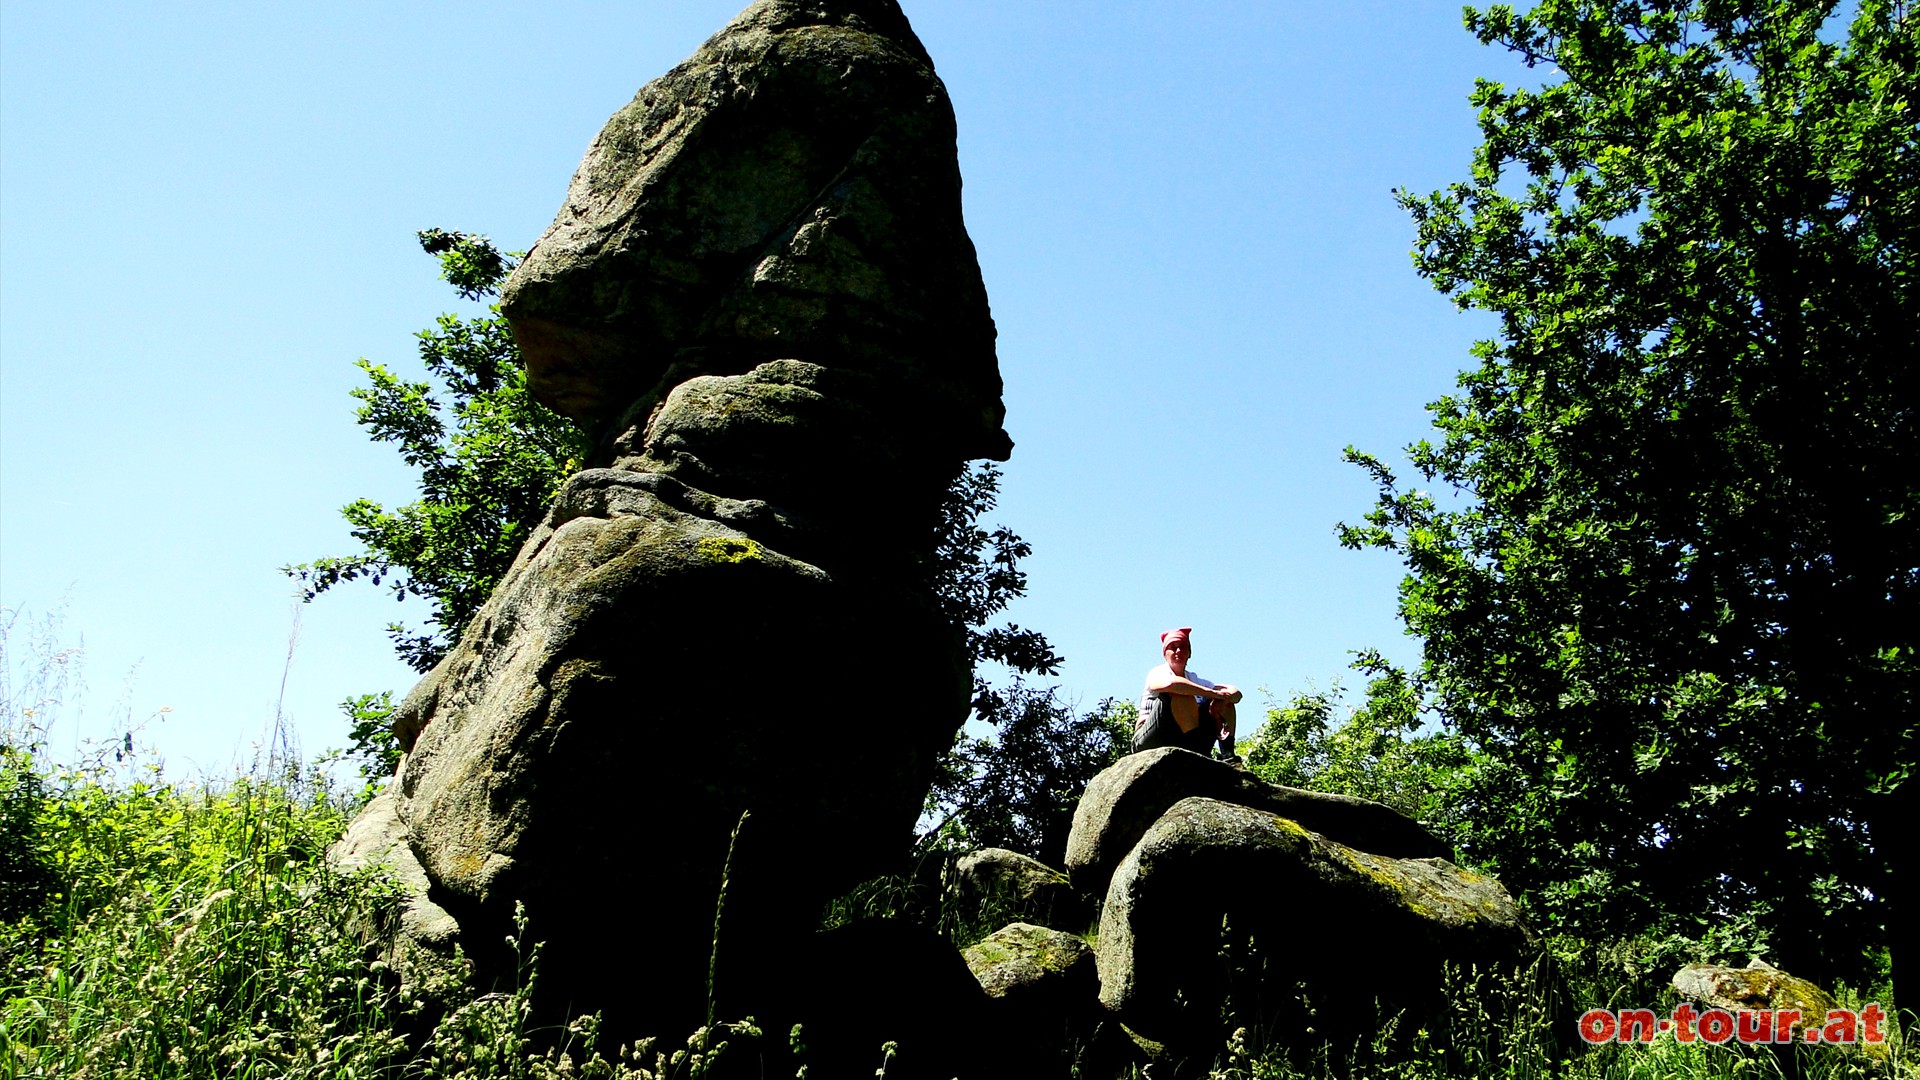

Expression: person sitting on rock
xmin=1134 ymin=626 xmax=1243 ymax=760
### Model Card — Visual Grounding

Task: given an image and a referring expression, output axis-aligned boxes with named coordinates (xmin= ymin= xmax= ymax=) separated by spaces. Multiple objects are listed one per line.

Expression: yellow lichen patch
xmin=695 ymin=536 xmax=762 ymax=564
xmin=1338 ymin=846 xmax=1411 ymax=898
xmin=1267 ymin=815 xmax=1314 ymax=847
xmin=1037 ymin=943 xmax=1078 ymax=973
xmin=450 ymin=849 xmax=488 ymax=880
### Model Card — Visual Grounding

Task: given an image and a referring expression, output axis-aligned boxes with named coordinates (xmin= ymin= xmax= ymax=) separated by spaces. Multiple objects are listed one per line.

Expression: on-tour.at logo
xmin=1578 ymin=1004 xmax=1888 ymax=1046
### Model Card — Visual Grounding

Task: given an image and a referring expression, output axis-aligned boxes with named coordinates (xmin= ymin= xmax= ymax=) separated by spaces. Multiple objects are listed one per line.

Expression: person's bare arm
xmin=1147 ymin=671 xmax=1230 ymax=699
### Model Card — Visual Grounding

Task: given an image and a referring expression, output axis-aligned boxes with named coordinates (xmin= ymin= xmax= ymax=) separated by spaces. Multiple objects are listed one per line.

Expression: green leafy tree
xmin=298 ymin=235 xmax=1068 ymax=794
xmin=288 ymin=229 xmax=591 ymax=677
xmin=289 ymin=231 xmax=590 ymax=779
xmin=1241 ymin=660 xmax=1470 ymax=841
xmin=926 ymin=689 xmax=1132 ymax=866
xmin=1343 ymin=0 xmax=1916 ymax=990
xmin=927 ymin=461 xmax=1065 ymax=696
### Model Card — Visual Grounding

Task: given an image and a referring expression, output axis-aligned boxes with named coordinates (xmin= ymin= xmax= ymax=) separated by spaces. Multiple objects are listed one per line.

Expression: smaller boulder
xmin=1671 ymin=960 xmax=1892 ymax=1071
xmin=1670 ymin=960 xmax=1836 ymax=1039
xmin=963 ymin=921 xmax=1097 ymax=1006
xmin=963 ymin=923 xmax=1101 ymax=1079
xmin=947 ymin=848 xmax=1092 ymax=933
xmin=324 ymin=787 xmax=468 ymax=1009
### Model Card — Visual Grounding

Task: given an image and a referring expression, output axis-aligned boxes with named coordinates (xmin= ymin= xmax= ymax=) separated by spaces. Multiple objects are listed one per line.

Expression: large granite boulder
xmin=1065 ymin=748 xmax=1452 ymax=893
xmin=1097 ymin=797 xmax=1534 ymax=1049
xmin=337 ymin=0 xmax=1006 ymax=1048
xmin=501 ymin=0 xmax=1009 ymax=466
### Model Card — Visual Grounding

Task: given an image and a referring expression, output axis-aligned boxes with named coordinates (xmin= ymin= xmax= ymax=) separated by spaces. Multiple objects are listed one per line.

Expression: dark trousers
xmin=1133 ymin=693 xmax=1230 ymax=757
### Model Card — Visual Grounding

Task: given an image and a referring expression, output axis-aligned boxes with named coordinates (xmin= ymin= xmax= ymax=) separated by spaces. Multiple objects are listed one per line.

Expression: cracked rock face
xmin=340 ymin=0 xmax=1005 ymax=1045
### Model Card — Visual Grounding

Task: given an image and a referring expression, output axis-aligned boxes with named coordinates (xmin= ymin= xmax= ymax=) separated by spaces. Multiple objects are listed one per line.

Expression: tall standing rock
xmin=355 ymin=0 xmax=1010 ymax=1049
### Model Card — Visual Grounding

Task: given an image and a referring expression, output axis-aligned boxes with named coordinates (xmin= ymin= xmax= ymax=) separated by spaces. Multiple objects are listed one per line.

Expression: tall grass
xmin=0 ymin=751 xmax=411 ymax=1079
xmin=1 ymin=611 xmax=1903 ymax=1079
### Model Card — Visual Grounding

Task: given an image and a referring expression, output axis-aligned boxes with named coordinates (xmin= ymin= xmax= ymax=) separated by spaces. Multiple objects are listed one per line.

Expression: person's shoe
xmin=1219 ymin=754 xmax=1247 ymax=770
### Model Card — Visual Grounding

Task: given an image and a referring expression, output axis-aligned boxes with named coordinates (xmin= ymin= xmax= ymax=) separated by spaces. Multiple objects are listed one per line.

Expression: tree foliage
xmin=1343 ymin=0 xmax=1917 ymax=986
xmin=287 ymin=230 xmax=591 ymax=675
xmin=1242 ymin=660 xmax=1471 ymax=841
xmin=928 ymin=462 xmax=1065 ymax=696
xmin=926 ymin=689 xmax=1132 ymax=866
xmin=299 ymin=234 xmax=1070 ymax=801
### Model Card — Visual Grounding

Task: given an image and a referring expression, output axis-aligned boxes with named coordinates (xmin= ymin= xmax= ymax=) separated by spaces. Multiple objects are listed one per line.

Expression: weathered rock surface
xmin=1065 ymin=747 xmax=1452 ymax=894
xmin=327 ymin=787 xmax=462 ymax=955
xmin=947 ymin=847 xmax=1092 ymax=933
xmin=1671 ymin=960 xmax=1891 ymax=1069
xmin=1097 ymin=797 xmax=1533 ymax=1046
xmin=501 ymin=0 xmax=1009 ymax=466
xmin=325 ymin=788 xmax=468 ymax=1010
xmin=963 ymin=922 xmax=1100 ymax=1071
xmin=963 ymin=921 xmax=1096 ymax=1005
xmin=386 ymin=465 xmax=967 ymax=1036
xmin=1670 ymin=960 xmax=1837 ymax=1036
xmin=336 ymin=0 xmax=1006 ymax=1047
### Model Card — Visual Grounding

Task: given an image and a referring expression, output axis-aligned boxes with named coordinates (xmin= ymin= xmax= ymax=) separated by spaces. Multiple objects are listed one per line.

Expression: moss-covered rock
xmin=962 ymin=922 xmax=1101 ymax=1076
xmin=1065 ymin=747 xmax=1452 ymax=896
xmin=963 ymin=921 xmax=1096 ymax=1002
xmin=1096 ymin=797 xmax=1534 ymax=1050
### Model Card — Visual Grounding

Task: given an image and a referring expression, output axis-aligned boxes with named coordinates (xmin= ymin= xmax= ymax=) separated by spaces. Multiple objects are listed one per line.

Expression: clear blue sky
xmin=2 ymin=1 xmax=1530 ymax=776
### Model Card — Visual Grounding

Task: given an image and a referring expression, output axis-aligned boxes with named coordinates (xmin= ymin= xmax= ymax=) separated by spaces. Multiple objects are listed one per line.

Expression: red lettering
xmin=1736 ymin=1009 xmax=1772 ymax=1043
xmin=1775 ymin=1009 xmax=1802 ymax=1043
xmin=1698 ymin=1009 xmax=1735 ymax=1044
xmin=1862 ymin=1004 xmax=1886 ymax=1044
xmin=1578 ymin=1009 xmax=1617 ymax=1044
xmin=1619 ymin=1009 xmax=1659 ymax=1043
xmin=1672 ymin=1002 xmax=1698 ymax=1043
xmin=1822 ymin=1010 xmax=1857 ymax=1044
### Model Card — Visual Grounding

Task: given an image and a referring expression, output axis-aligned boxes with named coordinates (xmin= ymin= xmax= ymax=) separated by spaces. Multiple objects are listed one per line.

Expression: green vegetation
xmin=1340 ymin=0 xmax=1916 ymax=994
xmin=925 ymin=688 xmax=1133 ymax=867
xmin=15 ymin=0 xmax=1912 ymax=1073
xmin=288 ymin=230 xmax=591 ymax=681
xmin=1241 ymin=661 xmax=1470 ymax=837
xmin=0 ymin=691 xmax=407 ymax=1077
xmin=1 ymin=613 xmax=1905 ymax=1077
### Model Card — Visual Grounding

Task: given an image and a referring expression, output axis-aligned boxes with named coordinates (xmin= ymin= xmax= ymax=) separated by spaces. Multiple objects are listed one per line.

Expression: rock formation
xmin=1095 ymin=796 xmax=1533 ymax=1044
xmin=1066 ymin=750 xmax=1536 ymax=1059
xmin=338 ymin=0 xmax=1009 ymax=1048
xmin=963 ymin=922 xmax=1102 ymax=1065
xmin=1066 ymin=746 xmax=1453 ymax=892
xmin=1670 ymin=960 xmax=1838 ymax=1039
